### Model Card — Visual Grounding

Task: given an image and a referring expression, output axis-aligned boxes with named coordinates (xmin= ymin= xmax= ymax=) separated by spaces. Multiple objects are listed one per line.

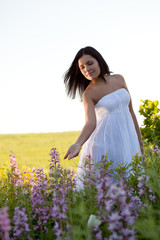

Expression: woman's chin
xmin=86 ymin=76 xmax=97 ymax=81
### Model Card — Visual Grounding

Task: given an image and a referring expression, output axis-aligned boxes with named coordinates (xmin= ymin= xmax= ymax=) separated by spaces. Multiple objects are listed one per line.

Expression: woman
xmin=64 ymin=46 xmax=143 ymax=189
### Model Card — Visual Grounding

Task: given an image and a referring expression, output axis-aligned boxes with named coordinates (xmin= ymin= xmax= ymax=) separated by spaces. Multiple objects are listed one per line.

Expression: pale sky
xmin=0 ymin=0 xmax=160 ymax=134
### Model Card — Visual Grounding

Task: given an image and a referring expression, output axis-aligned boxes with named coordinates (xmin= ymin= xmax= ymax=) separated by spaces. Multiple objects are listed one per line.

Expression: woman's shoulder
xmin=109 ymin=74 xmax=125 ymax=85
xmin=109 ymin=74 xmax=124 ymax=80
xmin=83 ymin=84 xmax=96 ymax=102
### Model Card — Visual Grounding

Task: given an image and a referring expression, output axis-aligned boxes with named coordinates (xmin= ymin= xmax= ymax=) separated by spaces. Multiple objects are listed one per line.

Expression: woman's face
xmin=78 ymin=54 xmax=101 ymax=80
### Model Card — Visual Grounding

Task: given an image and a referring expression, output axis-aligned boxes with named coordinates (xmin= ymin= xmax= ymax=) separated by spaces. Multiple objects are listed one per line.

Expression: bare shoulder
xmin=109 ymin=74 xmax=126 ymax=87
xmin=82 ymin=87 xmax=94 ymax=102
xmin=110 ymin=74 xmax=125 ymax=81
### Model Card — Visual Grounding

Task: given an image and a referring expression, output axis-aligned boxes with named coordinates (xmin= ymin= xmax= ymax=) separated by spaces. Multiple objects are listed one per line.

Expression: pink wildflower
xmin=85 ymin=164 xmax=90 ymax=171
xmin=9 ymin=153 xmax=23 ymax=186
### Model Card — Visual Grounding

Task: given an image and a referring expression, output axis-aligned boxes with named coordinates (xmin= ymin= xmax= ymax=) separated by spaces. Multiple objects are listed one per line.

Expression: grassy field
xmin=0 ymin=131 xmax=80 ymax=171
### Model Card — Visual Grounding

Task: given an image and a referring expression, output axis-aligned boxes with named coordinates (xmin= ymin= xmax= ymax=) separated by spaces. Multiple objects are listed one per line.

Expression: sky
xmin=0 ymin=0 xmax=160 ymax=134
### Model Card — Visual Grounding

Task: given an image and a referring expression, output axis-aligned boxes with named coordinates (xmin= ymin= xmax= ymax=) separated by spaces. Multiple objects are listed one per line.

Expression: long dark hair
xmin=64 ymin=46 xmax=112 ymax=99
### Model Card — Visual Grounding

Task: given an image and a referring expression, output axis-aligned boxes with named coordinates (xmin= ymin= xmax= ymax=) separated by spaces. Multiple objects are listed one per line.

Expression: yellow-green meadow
xmin=0 ymin=131 xmax=80 ymax=170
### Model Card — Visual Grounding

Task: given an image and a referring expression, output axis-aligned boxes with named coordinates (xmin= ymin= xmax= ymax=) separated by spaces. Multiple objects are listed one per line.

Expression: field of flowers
xmin=0 ymin=141 xmax=160 ymax=240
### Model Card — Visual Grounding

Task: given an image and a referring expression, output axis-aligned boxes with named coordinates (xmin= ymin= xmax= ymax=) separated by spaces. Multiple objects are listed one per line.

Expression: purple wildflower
xmin=33 ymin=206 xmax=50 ymax=233
xmin=0 ymin=207 xmax=11 ymax=240
xmin=137 ymin=175 xmax=156 ymax=202
xmin=92 ymin=225 xmax=103 ymax=240
xmin=50 ymin=186 xmax=68 ymax=221
xmin=121 ymin=228 xmax=136 ymax=239
xmin=13 ymin=207 xmax=30 ymax=239
xmin=137 ymin=182 xmax=143 ymax=189
xmin=139 ymin=189 xmax=145 ymax=196
xmin=49 ymin=148 xmax=61 ymax=170
xmin=148 ymin=188 xmax=153 ymax=194
xmin=105 ymin=199 xmax=114 ymax=212
xmin=31 ymin=168 xmax=50 ymax=233
xmin=146 ymin=176 xmax=150 ymax=183
xmin=106 ymin=182 xmax=126 ymax=203
xmin=49 ymin=148 xmax=76 ymax=192
xmin=31 ymin=168 xmax=48 ymax=207
xmin=50 ymin=184 xmax=69 ymax=239
xmin=129 ymin=196 xmax=144 ymax=218
xmin=108 ymin=212 xmax=122 ymax=223
xmin=52 ymin=221 xmax=62 ymax=239
xmin=152 ymin=145 xmax=160 ymax=152
xmin=84 ymin=155 xmax=94 ymax=171
xmin=137 ymin=176 xmax=144 ymax=182
xmin=94 ymin=167 xmax=136 ymax=240
xmin=109 ymin=232 xmax=123 ymax=240
xmin=149 ymin=195 xmax=156 ymax=202
xmin=108 ymin=220 xmax=123 ymax=232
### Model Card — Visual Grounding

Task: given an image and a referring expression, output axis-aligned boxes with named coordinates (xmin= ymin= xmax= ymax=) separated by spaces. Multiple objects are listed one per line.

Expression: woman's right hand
xmin=64 ymin=143 xmax=81 ymax=160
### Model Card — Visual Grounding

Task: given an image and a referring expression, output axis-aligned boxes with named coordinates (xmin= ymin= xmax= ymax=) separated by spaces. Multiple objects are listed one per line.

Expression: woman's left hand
xmin=64 ymin=143 xmax=81 ymax=160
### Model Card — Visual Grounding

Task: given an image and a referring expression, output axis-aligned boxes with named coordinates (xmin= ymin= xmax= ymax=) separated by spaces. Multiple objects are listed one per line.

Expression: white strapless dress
xmin=76 ymin=88 xmax=141 ymax=190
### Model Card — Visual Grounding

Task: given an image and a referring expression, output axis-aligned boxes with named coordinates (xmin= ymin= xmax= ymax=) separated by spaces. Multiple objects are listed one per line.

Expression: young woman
xmin=64 ymin=46 xmax=143 ymax=189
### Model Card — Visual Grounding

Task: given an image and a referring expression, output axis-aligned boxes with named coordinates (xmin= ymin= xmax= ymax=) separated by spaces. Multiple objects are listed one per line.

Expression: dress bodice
xmin=95 ymin=88 xmax=130 ymax=111
xmin=95 ymin=88 xmax=130 ymax=121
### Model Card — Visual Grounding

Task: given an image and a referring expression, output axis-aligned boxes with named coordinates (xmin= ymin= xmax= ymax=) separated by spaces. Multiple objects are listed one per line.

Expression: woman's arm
xmin=64 ymin=91 xmax=96 ymax=160
xmin=129 ymin=100 xmax=144 ymax=154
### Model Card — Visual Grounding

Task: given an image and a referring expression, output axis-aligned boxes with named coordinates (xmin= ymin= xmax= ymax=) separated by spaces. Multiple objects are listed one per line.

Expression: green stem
xmin=40 ymin=225 xmax=43 ymax=240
